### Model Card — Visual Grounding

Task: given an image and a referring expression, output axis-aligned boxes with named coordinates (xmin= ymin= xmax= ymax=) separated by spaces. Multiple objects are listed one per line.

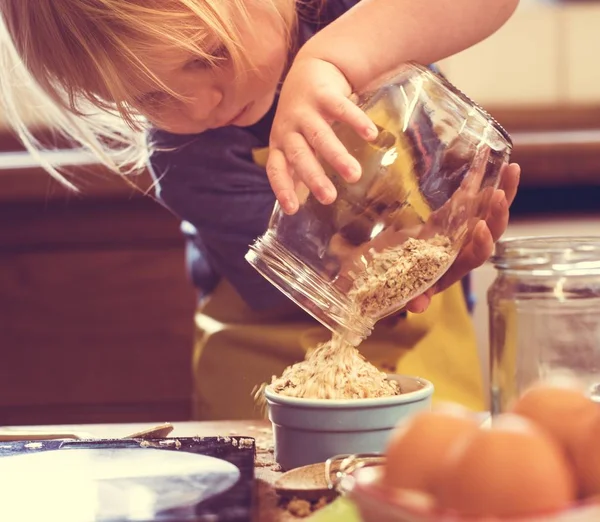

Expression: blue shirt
xmin=148 ymin=0 xmax=361 ymax=310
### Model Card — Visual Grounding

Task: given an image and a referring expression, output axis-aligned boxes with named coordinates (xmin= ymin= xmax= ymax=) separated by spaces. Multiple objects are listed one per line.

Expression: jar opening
xmin=491 ymin=236 xmax=600 ymax=274
xmin=245 ymin=231 xmax=375 ymax=345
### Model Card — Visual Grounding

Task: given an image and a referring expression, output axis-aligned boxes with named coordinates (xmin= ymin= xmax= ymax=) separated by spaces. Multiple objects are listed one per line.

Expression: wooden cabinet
xmin=0 ymin=136 xmax=196 ymax=425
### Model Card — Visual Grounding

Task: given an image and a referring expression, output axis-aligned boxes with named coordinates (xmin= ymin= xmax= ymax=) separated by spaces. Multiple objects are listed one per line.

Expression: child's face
xmin=130 ymin=4 xmax=288 ymax=134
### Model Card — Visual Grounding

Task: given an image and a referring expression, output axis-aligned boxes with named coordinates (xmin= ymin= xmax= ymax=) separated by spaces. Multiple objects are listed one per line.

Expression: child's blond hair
xmin=0 ymin=0 xmax=298 ymax=189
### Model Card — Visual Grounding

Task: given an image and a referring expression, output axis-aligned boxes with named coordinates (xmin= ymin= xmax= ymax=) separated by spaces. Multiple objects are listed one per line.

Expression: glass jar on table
xmin=488 ymin=236 xmax=600 ymax=414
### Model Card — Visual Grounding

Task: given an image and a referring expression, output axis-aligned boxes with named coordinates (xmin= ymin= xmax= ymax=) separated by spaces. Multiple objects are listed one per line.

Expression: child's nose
xmin=187 ymin=87 xmax=223 ymax=122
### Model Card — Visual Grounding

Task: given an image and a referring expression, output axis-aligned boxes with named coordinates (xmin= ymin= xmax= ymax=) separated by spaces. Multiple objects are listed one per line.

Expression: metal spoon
xmin=275 ymin=454 xmax=385 ymax=501
xmin=0 ymin=422 xmax=174 ymax=442
xmin=274 ymin=462 xmax=337 ymax=501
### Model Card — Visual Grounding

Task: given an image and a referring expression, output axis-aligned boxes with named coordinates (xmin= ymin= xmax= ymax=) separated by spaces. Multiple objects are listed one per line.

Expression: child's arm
xmin=266 ymin=0 xmax=520 ymax=215
xmin=298 ymin=0 xmax=519 ymax=96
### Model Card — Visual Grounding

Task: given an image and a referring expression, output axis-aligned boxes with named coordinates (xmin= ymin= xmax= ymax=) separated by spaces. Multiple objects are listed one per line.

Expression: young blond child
xmin=0 ymin=0 xmax=521 ymax=419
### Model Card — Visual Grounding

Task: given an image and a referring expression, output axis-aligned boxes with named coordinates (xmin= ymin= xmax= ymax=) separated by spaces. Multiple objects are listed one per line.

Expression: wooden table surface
xmin=1 ymin=420 xmax=309 ymax=522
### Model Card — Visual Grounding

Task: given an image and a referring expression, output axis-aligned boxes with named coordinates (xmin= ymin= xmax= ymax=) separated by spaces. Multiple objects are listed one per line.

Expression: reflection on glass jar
xmin=246 ymin=62 xmax=512 ymax=345
xmin=489 ymin=236 xmax=600 ymax=414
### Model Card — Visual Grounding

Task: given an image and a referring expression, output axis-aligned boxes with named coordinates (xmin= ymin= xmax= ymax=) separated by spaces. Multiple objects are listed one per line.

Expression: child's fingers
xmin=266 ymin=148 xmax=299 ymax=215
xmin=405 ymin=291 xmax=433 ymax=314
xmin=283 ymin=132 xmax=337 ymax=205
xmin=302 ymin=120 xmax=362 ymax=183
xmin=486 ymin=189 xmax=509 ymax=242
xmin=458 ymin=220 xmax=494 ymax=276
xmin=326 ymin=95 xmax=378 ymax=142
xmin=437 ymin=220 xmax=493 ymax=294
xmin=397 ymin=165 xmax=518 ymax=313
xmin=473 ymin=218 xmax=495 ymax=261
xmin=408 ymin=220 xmax=495 ymax=310
xmin=499 ymin=162 xmax=521 ymax=207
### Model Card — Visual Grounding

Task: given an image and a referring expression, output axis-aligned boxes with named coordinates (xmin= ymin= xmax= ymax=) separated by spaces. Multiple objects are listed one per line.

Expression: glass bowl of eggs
xmin=342 ymin=466 xmax=600 ymax=522
xmin=331 ymin=377 xmax=600 ymax=521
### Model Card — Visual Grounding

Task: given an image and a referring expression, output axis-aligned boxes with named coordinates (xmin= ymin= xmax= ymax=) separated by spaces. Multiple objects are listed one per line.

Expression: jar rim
xmin=491 ymin=235 xmax=600 ymax=274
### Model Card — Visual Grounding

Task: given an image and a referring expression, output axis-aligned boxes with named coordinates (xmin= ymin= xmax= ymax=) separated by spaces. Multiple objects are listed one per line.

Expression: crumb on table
xmin=285 ymin=499 xmax=312 ymax=518
xmin=282 ymin=496 xmax=334 ymax=518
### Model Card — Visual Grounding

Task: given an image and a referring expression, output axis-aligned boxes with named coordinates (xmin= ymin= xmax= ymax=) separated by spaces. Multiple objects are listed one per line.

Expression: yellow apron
xmin=191 ymin=139 xmax=485 ymax=420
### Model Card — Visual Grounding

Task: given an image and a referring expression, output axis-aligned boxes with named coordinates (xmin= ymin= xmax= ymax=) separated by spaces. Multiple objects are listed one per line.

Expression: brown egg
xmin=511 ymin=377 xmax=598 ymax=462
xmin=383 ymin=405 xmax=480 ymax=493
xmin=435 ymin=414 xmax=577 ymax=518
xmin=573 ymin=409 xmax=600 ymax=498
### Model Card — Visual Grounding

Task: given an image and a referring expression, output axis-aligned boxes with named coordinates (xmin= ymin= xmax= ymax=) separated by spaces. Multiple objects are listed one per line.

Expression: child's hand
xmin=267 ymin=56 xmax=378 ymax=215
xmin=405 ymin=162 xmax=521 ymax=314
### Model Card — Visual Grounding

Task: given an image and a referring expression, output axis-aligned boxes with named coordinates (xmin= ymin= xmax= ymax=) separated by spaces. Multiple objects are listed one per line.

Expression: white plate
xmin=0 ymin=447 xmax=241 ymax=521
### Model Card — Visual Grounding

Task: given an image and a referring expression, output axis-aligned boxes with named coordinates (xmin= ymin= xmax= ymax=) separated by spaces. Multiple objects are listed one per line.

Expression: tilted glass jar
xmin=246 ymin=62 xmax=512 ymax=346
xmin=489 ymin=236 xmax=600 ymax=414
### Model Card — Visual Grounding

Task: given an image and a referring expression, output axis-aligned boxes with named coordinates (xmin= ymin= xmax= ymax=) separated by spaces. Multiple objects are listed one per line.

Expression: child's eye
xmin=211 ymin=45 xmax=230 ymax=61
xmin=186 ymin=45 xmax=230 ymax=70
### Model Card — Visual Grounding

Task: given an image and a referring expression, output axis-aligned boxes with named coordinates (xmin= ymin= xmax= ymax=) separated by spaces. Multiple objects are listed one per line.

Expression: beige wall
xmin=439 ymin=0 xmax=600 ymax=107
